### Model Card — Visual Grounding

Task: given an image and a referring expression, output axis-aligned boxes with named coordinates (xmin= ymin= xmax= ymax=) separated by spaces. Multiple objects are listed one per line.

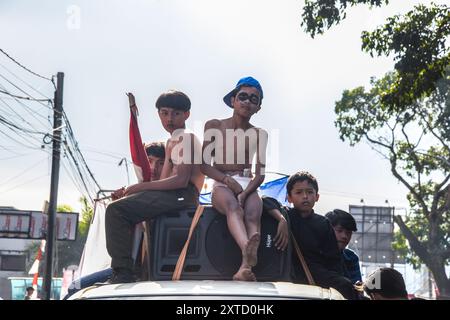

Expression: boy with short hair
xmin=105 ymin=90 xmax=204 ymax=284
xmin=111 ymin=141 xmax=166 ymax=201
xmin=201 ymin=76 xmax=268 ymax=281
xmin=144 ymin=141 xmax=166 ymax=181
xmin=325 ymin=209 xmax=362 ymax=284
xmin=263 ymin=171 xmax=357 ymax=299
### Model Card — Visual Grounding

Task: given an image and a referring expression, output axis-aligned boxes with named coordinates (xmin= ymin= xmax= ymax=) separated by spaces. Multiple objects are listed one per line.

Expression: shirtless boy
xmin=105 ymin=90 xmax=204 ymax=283
xmin=201 ymin=77 xmax=268 ymax=281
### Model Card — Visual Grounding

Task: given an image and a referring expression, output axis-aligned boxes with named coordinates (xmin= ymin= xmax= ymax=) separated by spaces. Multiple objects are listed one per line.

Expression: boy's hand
xmin=274 ymin=217 xmax=288 ymax=251
xmin=224 ymin=176 xmax=243 ymax=195
xmin=126 ymin=92 xmax=136 ymax=107
xmin=111 ymin=187 xmax=126 ymax=200
xmin=124 ymin=183 xmax=144 ymax=196
xmin=237 ymin=191 xmax=247 ymax=208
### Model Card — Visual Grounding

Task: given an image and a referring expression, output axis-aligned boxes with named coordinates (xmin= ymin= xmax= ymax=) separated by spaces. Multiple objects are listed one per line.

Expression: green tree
xmin=300 ymin=1 xmax=450 ymax=297
xmin=302 ymin=0 xmax=389 ymax=38
xmin=302 ymin=1 xmax=450 ymax=111
xmin=55 ymin=197 xmax=93 ymax=274
xmin=334 ymin=71 xmax=449 ymax=296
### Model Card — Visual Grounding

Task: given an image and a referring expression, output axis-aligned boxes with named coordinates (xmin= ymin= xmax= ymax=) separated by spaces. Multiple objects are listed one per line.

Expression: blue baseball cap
xmin=223 ymin=76 xmax=263 ymax=108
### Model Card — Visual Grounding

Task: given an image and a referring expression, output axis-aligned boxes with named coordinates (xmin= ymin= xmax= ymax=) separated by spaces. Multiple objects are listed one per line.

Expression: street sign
xmin=0 ymin=208 xmax=78 ymax=241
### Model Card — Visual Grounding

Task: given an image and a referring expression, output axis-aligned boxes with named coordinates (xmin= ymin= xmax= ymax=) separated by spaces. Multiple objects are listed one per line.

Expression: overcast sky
xmin=0 ymin=0 xmax=444 ymax=215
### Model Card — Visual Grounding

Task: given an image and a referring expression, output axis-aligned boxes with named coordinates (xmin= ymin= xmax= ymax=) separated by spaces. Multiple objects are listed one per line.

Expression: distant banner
xmin=0 ymin=209 xmax=78 ymax=240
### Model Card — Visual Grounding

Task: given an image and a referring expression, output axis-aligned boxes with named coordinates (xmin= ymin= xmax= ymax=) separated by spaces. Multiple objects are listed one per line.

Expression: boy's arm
xmin=159 ymin=138 xmax=174 ymax=180
xmin=124 ymin=163 xmax=192 ymax=195
xmin=266 ymin=207 xmax=288 ymax=251
xmin=345 ymin=249 xmax=363 ymax=283
xmin=262 ymin=196 xmax=283 ymax=212
xmin=124 ymin=134 xmax=196 ymax=195
xmin=200 ymin=119 xmax=227 ymax=182
xmin=237 ymin=128 xmax=268 ymax=205
xmin=261 ymin=197 xmax=288 ymax=250
xmin=201 ymin=119 xmax=243 ymax=194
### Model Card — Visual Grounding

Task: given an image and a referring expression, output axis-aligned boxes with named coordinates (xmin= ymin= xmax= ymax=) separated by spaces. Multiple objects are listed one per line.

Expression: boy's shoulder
xmin=254 ymin=126 xmax=268 ymax=136
xmin=343 ymin=248 xmax=359 ymax=260
xmin=285 ymin=208 xmax=324 ymax=221
xmin=310 ymin=211 xmax=328 ymax=221
xmin=310 ymin=212 xmax=334 ymax=228
xmin=205 ymin=118 xmax=227 ymax=128
xmin=170 ymin=128 xmax=198 ymax=140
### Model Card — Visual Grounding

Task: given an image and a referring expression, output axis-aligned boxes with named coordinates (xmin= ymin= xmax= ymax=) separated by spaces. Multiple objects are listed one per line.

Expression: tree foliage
xmin=302 ymin=0 xmax=389 ymax=37
xmin=302 ymin=1 xmax=450 ymax=111
xmin=302 ymin=0 xmax=450 ymax=298
xmin=335 ymin=69 xmax=450 ymax=296
xmin=361 ymin=4 xmax=450 ymax=110
xmin=55 ymin=197 xmax=93 ymax=274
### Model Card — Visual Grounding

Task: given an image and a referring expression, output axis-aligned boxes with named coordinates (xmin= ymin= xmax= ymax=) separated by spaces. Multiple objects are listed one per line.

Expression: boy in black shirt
xmin=263 ymin=171 xmax=356 ymax=299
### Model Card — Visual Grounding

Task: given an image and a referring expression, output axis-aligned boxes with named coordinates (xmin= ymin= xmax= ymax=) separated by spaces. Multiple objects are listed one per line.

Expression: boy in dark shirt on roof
xmin=325 ymin=209 xmax=362 ymax=285
xmin=263 ymin=171 xmax=357 ymax=299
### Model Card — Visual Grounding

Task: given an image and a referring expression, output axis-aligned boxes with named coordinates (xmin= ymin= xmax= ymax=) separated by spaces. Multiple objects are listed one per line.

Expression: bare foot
xmin=232 ymin=268 xmax=256 ymax=281
xmin=244 ymin=233 xmax=260 ymax=267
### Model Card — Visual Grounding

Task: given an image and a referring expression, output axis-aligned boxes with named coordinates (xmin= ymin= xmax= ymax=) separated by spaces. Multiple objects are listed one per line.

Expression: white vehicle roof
xmin=68 ymin=280 xmax=345 ymax=300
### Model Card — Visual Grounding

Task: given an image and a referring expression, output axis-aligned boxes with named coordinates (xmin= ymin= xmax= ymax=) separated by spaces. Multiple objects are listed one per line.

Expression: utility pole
xmin=42 ymin=72 xmax=64 ymax=300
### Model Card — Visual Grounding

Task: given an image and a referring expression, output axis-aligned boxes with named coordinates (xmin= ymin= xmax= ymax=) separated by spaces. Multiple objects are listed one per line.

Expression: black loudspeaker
xmin=150 ymin=206 xmax=292 ymax=281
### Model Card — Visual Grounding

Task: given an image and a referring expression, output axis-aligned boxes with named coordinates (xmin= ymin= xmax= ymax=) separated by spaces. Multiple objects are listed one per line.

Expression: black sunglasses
xmin=236 ymin=92 xmax=260 ymax=105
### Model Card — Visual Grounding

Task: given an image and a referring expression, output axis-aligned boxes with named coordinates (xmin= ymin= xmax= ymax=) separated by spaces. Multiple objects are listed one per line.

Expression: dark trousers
xmin=105 ymin=184 xmax=198 ymax=270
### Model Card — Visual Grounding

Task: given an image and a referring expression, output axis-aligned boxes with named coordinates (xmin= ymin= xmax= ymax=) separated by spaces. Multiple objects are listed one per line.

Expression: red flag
xmin=129 ymin=103 xmax=152 ymax=182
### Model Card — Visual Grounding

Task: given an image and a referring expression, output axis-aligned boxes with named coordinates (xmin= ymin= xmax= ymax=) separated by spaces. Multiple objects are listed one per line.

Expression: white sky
xmin=0 ymin=0 xmax=444 ymax=215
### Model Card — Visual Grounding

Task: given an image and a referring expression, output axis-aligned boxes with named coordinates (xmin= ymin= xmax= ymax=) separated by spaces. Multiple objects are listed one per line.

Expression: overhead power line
xmin=62 ymin=110 xmax=103 ymax=192
xmin=0 ymin=88 xmax=51 ymax=102
xmin=0 ymin=61 xmax=51 ymax=100
xmin=0 ymin=72 xmax=53 ymax=108
xmin=0 ymin=48 xmax=53 ymax=82
xmin=0 ymin=114 xmax=48 ymax=135
xmin=0 ymin=51 xmax=103 ymax=204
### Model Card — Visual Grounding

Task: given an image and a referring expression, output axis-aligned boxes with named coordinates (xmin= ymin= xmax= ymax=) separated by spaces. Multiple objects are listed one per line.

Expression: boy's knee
xmin=105 ymin=201 xmax=123 ymax=220
xmin=106 ymin=201 xmax=117 ymax=213
xmin=105 ymin=203 xmax=114 ymax=218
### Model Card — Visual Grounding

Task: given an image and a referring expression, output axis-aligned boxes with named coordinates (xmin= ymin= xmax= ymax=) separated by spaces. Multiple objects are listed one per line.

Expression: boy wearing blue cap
xmin=201 ymin=77 xmax=268 ymax=281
